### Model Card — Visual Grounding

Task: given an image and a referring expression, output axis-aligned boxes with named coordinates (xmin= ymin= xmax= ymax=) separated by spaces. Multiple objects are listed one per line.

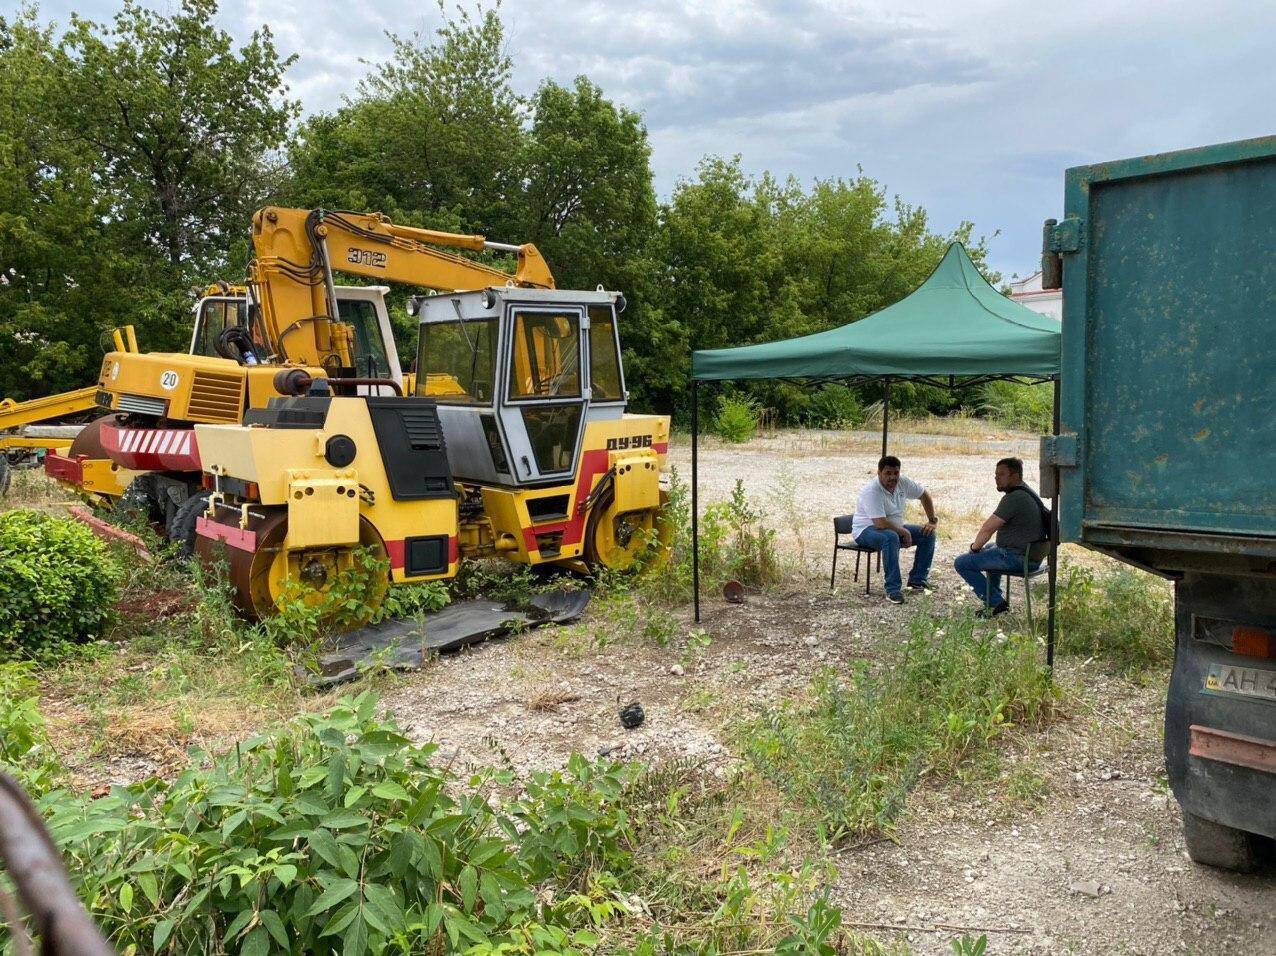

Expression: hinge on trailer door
xmin=1039 ymin=434 xmax=1077 ymax=498
xmin=1040 ymin=434 xmax=1077 ymax=467
xmin=1048 ymin=217 xmax=1083 ymax=253
xmin=1041 ymin=217 xmax=1083 ymax=289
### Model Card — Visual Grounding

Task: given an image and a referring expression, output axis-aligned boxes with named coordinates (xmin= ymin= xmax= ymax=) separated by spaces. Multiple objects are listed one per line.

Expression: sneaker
xmin=977 ymin=601 xmax=1010 ymax=618
xmin=886 ymin=592 xmax=905 ymax=605
xmin=905 ymin=583 xmax=933 ymax=595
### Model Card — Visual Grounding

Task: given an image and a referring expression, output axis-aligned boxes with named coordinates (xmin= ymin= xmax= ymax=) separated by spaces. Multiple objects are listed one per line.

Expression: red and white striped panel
xmin=102 ymin=424 xmax=202 ymax=472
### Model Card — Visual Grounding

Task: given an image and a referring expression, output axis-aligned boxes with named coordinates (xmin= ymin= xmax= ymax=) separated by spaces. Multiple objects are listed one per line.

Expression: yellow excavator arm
xmin=249 ymin=207 xmax=554 ymax=371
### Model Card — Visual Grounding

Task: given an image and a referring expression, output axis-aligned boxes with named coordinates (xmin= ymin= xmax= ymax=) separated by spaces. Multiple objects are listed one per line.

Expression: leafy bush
xmin=714 ymin=395 xmax=759 ymax=443
xmin=977 ymin=380 xmax=1053 ymax=433
xmin=1056 ymin=562 xmax=1174 ymax=674
xmin=739 ymin=612 xmax=1052 ymax=841
xmin=806 ymin=384 xmax=863 ymax=428
xmin=0 ymin=509 xmax=122 ymax=657
xmin=41 ymin=693 xmax=636 ymax=955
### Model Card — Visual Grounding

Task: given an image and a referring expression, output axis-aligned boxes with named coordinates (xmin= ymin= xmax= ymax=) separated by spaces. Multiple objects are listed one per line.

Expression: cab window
xmin=417 ymin=319 xmax=498 ymax=404
xmin=587 ymin=306 xmax=624 ymax=401
xmin=192 ymin=299 xmax=247 ymax=357
xmin=509 ymin=310 xmax=581 ymax=400
xmin=336 ymin=298 xmax=392 ymax=378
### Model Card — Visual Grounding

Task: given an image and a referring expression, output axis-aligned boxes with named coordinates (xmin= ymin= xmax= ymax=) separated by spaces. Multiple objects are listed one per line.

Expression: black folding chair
xmin=831 ymin=515 xmax=881 ymax=594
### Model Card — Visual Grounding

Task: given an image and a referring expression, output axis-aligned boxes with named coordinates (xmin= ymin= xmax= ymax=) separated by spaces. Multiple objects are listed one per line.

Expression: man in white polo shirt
xmin=850 ymin=455 xmax=938 ymax=604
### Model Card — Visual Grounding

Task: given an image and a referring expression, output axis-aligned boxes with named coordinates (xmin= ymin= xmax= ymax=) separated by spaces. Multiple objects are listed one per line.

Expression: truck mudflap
xmin=102 ymin=423 xmax=201 ymax=472
xmin=1165 ymin=574 xmax=1276 ymax=841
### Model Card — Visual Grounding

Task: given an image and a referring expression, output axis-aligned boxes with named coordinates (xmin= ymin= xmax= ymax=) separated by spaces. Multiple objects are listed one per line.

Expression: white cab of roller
xmin=411 ymin=287 xmax=629 ymax=486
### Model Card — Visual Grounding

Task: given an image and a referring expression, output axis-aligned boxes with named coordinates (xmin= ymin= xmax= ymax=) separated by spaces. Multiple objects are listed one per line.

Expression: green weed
xmin=1056 ymin=562 xmax=1174 ymax=675
xmin=23 ymin=695 xmax=893 ymax=955
xmin=1005 ymin=760 xmax=1050 ymax=809
xmin=738 ymin=611 xmax=1054 ymax=842
xmin=806 ymin=384 xmax=864 ymax=429
xmin=0 ymin=661 xmax=61 ymax=793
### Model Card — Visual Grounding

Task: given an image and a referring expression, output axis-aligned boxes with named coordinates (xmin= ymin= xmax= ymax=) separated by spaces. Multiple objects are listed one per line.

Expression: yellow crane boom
xmin=249 ymin=207 xmax=554 ymax=371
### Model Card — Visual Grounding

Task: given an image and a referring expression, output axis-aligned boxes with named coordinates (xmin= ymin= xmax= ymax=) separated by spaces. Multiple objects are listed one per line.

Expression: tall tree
xmin=0 ymin=1 xmax=297 ymax=399
xmin=58 ymin=0 xmax=297 ymax=274
xmin=516 ymin=78 xmax=673 ymax=409
xmin=287 ymin=3 xmax=523 ymax=234
xmin=655 ymin=158 xmax=995 ymax=419
xmin=0 ymin=9 xmax=149 ymax=398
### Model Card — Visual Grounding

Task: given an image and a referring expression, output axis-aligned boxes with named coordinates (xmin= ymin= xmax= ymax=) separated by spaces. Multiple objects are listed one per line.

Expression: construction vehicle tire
xmin=117 ymin=474 xmax=165 ymax=527
xmin=0 ymin=455 xmax=9 ymax=497
xmin=583 ymin=488 xmax=672 ymax=573
xmin=167 ymin=491 xmax=211 ymax=558
xmin=199 ymin=510 xmax=389 ymax=622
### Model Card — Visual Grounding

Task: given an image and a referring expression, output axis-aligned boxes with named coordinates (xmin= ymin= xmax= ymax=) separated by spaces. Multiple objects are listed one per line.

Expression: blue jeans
xmin=954 ymin=546 xmax=1040 ymax=606
xmin=855 ymin=524 xmax=936 ymax=596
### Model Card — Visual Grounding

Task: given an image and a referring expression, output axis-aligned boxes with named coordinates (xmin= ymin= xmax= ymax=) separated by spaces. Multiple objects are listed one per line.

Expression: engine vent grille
xmin=187 ymin=371 xmax=244 ymax=423
xmin=400 ymin=407 xmax=444 ymax=450
xmin=115 ymin=393 xmax=167 ymax=417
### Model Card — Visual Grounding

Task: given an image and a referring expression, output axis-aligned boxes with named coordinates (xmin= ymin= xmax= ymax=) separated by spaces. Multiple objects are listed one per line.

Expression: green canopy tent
xmin=687 ymin=242 xmax=1063 ymax=660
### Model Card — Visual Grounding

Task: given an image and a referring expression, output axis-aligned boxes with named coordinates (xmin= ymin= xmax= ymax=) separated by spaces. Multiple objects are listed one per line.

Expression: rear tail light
xmin=1232 ymin=626 xmax=1275 ymax=659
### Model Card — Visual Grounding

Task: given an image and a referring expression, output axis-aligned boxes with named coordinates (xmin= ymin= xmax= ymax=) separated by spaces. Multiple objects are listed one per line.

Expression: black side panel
xmin=405 ymin=535 xmax=449 ymax=576
xmin=365 ymin=397 xmax=456 ymax=500
xmin=244 ymin=396 xmax=331 ymax=429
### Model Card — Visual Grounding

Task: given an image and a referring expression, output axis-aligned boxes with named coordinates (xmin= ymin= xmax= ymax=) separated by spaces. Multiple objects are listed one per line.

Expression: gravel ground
xmin=377 ymin=428 xmax=1275 ymax=955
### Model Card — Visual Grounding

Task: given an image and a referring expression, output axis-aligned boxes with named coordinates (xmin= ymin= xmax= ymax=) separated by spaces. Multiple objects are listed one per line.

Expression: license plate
xmin=1204 ymin=663 xmax=1276 ymax=704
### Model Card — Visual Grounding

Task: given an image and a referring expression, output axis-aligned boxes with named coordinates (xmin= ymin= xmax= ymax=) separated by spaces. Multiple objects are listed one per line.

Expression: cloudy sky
xmin=32 ymin=0 xmax=1276 ymax=275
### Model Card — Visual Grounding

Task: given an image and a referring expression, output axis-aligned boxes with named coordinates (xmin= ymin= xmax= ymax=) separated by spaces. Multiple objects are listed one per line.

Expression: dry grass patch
xmin=527 ymin=686 xmax=582 ymax=712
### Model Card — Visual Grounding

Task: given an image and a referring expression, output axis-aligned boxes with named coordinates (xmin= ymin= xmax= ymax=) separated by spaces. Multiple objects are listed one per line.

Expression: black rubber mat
xmin=303 ymin=588 xmax=591 ymax=688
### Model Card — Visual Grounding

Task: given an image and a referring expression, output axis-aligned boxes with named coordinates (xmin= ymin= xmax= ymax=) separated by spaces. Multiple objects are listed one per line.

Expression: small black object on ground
xmin=619 ymin=700 xmax=645 ymax=729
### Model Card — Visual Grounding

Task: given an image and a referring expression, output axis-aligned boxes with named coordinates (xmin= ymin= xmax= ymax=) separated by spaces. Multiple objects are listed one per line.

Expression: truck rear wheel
xmin=1182 ymin=810 xmax=1263 ymax=872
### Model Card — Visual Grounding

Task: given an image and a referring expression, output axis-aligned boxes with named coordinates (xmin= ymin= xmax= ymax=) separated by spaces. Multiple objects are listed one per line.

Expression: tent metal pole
xmin=1046 ymin=375 xmax=1061 ymax=671
xmin=881 ymin=377 xmax=891 ymax=458
xmin=692 ymin=379 xmax=701 ymax=624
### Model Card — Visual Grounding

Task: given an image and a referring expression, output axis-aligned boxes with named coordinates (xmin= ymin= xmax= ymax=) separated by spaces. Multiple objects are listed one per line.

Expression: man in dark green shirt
xmin=953 ymin=457 xmax=1049 ymax=616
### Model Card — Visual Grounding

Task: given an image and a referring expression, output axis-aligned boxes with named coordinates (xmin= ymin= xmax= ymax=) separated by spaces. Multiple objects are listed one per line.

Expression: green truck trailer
xmin=1042 ymin=135 xmax=1276 ymax=871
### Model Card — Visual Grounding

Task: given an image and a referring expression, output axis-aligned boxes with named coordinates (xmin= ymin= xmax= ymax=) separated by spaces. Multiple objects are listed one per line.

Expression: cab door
xmin=497 ymin=305 xmax=588 ymax=483
xmin=333 ymin=287 xmax=404 ymax=395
